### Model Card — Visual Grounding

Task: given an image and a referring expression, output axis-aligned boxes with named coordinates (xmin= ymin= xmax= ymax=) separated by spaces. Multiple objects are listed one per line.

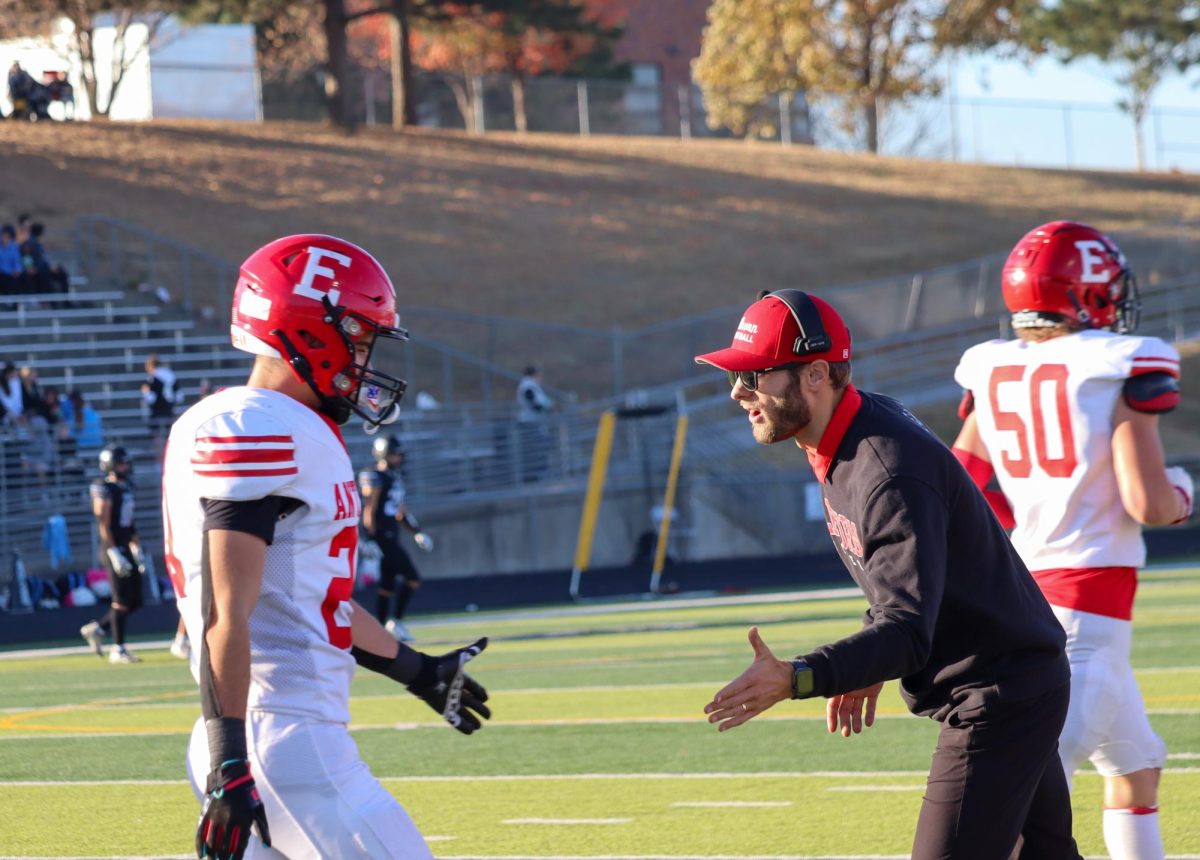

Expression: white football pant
xmin=188 ymin=713 xmax=432 ymax=859
xmin=1051 ymin=605 xmax=1166 ymax=785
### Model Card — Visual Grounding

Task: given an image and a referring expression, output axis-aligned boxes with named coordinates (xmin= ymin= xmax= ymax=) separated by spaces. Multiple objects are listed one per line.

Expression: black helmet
xmin=98 ymin=445 xmax=131 ymax=475
xmin=371 ymin=434 xmax=404 ymax=464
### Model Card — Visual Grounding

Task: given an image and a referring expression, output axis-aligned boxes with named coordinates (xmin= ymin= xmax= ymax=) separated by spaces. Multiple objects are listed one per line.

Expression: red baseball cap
xmin=694 ymin=291 xmax=852 ymax=372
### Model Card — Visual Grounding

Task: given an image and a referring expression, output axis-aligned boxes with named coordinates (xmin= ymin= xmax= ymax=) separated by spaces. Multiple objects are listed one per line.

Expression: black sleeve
xmin=1123 ymin=372 xmax=1180 ymax=414
xmin=201 ymin=496 xmax=288 ymax=546
xmin=802 ymin=477 xmax=948 ymax=696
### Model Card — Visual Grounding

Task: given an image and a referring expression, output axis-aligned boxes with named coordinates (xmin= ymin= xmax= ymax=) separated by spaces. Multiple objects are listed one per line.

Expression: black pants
xmin=913 ymin=683 xmax=1081 ymax=860
xmin=105 ymin=546 xmax=144 ymax=612
xmin=379 ymin=542 xmax=420 ymax=591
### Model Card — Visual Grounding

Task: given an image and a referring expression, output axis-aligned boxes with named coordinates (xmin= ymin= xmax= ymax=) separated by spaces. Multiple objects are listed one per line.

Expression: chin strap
xmin=363 ymin=403 xmax=402 ymax=435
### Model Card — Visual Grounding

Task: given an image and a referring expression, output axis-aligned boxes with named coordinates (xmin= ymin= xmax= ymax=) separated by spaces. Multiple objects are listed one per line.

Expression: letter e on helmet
xmin=230 ymin=235 xmax=409 ymax=425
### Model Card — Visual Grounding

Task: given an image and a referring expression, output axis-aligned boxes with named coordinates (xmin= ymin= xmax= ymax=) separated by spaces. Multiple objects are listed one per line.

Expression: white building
xmin=1 ymin=15 xmax=260 ymax=122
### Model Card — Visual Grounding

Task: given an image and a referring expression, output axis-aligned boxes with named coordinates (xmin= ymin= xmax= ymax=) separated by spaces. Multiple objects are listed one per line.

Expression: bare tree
xmin=4 ymin=1 xmax=174 ymax=119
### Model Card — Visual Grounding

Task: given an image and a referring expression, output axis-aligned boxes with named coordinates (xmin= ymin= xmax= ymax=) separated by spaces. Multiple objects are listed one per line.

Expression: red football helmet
xmin=230 ymin=234 xmax=408 ymax=425
xmin=1001 ymin=220 xmax=1140 ymax=333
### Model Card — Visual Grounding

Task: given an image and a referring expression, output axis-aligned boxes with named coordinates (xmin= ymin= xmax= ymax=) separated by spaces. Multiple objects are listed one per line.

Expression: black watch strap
xmin=791 ymin=659 xmax=815 ymax=699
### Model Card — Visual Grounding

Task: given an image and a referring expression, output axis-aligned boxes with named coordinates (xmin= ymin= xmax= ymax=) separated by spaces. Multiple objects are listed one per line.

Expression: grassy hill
xmin=4 ymin=120 xmax=1200 ymax=330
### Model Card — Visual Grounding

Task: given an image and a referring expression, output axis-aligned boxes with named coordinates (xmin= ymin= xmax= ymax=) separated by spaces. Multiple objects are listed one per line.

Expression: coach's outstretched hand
xmin=408 ymin=638 xmax=491 ymax=734
xmin=196 ymin=759 xmax=271 ymax=860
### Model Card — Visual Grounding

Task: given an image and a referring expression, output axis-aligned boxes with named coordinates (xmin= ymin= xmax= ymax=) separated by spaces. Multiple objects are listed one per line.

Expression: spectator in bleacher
xmin=20 ymin=409 xmax=53 ymax=489
xmin=20 ymin=222 xmax=70 ymax=299
xmin=40 ymin=385 xmax=63 ymax=423
xmin=0 ymin=362 xmax=23 ymax=424
xmin=41 ymin=386 xmax=74 ymax=465
xmin=0 ymin=225 xmax=22 ymax=297
xmin=66 ymin=389 xmax=104 ymax=453
xmin=19 ymin=366 xmax=45 ymax=417
xmin=141 ymin=353 xmax=177 ymax=461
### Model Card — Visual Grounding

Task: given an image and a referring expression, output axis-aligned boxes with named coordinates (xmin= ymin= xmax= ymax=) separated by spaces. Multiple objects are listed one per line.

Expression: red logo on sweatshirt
xmin=825 ymin=499 xmax=863 ymax=558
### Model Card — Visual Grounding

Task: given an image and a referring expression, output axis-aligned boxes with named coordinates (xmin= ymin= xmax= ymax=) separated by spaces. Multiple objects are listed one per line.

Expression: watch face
xmin=792 ymin=662 xmax=814 ymax=698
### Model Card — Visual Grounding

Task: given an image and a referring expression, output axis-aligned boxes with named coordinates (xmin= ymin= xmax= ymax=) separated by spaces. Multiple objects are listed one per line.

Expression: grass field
xmin=2 ymin=569 xmax=1199 ymax=859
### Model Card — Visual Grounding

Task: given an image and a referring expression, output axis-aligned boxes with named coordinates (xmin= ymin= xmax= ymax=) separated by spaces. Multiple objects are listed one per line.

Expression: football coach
xmin=695 ymin=290 xmax=1082 ymax=860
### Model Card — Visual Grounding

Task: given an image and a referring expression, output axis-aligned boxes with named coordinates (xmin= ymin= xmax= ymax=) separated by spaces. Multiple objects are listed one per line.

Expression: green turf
xmin=2 ymin=569 xmax=1198 ymax=857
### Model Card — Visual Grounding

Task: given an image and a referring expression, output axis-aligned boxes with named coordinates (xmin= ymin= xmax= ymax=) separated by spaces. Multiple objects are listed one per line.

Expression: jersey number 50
xmin=988 ymin=363 xmax=1078 ymax=479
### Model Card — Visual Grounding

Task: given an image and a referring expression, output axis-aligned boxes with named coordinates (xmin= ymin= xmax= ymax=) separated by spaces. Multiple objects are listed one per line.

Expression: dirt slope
xmin=5 ymin=120 xmax=1200 ymax=328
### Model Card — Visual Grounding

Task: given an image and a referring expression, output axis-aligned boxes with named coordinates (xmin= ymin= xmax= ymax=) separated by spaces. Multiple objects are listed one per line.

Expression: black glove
xmin=407 ymin=638 xmax=491 ymax=734
xmin=196 ymin=759 xmax=271 ymax=859
xmin=196 ymin=718 xmax=269 ymax=859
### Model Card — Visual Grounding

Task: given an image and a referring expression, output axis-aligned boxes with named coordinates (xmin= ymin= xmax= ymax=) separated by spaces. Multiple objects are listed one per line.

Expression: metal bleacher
xmin=4 ymin=216 xmax=1200 ymax=604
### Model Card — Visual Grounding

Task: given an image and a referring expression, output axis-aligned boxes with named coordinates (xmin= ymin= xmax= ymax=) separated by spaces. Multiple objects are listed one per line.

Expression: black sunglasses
xmin=727 ymin=363 xmax=805 ymax=392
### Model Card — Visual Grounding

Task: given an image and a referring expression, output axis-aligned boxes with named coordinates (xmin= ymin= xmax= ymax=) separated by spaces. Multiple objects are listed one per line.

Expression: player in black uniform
xmin=80 ymin=446 xmax=144 ymax=664
xmin=694 ymin=291 xmax=1081 ymax=860
xmin=359 ymin=435 xmax=433 ymax=642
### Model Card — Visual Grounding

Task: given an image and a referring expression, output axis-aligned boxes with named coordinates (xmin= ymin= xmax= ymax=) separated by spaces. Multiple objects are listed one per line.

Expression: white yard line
xmin=0 ymin=640 xmax=176 ymax=661
xmin=671 ymin=801 xmax=793 ymax=808
xmin=503 ymin=818 xmax=633 ymax=825
xmin=2 ymin=709 xmax=1199 ymax=741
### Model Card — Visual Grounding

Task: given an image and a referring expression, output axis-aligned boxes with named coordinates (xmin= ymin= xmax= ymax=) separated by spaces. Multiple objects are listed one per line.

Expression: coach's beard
xmin=753 ymin=390 xmax=811 ymax=445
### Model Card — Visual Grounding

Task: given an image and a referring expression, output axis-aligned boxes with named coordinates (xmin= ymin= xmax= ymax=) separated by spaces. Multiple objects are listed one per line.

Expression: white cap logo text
xmin=734 ymin=318 xmax=758 ymax=344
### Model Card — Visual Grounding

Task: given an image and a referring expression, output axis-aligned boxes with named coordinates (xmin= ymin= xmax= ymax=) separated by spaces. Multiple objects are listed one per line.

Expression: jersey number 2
xmin=322 ymin=525 xmax=358 ymax=649
xmin=988 ymin=364 xmax=1078 ymax=479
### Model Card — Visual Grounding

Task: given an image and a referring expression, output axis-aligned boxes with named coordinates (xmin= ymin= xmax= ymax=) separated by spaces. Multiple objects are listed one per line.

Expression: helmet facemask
xmin=274 ymin=296 xmax=409 ymax=427
xmin=1104 ymin=268 xmax=1140 ymax=334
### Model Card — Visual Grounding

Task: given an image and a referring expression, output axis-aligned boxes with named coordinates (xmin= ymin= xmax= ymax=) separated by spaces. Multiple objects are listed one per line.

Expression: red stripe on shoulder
xmin=1129 ymin=365 xmax=1180 ymax=379
xmin=197 ymin=434 xmax=294 ymax=444
xmin=193 ymin=467 xmax=299 ymax=478
xmin=192 ymin=449 xmax=296 ymax=465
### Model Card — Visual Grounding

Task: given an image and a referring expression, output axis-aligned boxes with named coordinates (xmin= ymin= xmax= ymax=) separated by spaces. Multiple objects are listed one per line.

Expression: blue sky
xmin=944 ymin=52 xmax=1200 ymax=172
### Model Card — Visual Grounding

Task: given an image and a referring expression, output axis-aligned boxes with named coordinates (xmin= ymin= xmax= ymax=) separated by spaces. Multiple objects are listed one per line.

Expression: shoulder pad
xmin=953 ymin=339 xmax=1006 ymax=392
xmin=358 ymin=470 xmax=382 ymax=490
xmin=89 ymin=480 xmax=111 ymax=500
xmin=191 ymin=410 xmax=297 ymax=501
xmin=1123 ymin=372 xmax=1180 ymax=414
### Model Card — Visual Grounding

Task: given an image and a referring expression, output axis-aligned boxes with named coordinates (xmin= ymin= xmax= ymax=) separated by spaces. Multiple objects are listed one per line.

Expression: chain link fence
xmin=254 ymin=65 xmax=1200 ymax=172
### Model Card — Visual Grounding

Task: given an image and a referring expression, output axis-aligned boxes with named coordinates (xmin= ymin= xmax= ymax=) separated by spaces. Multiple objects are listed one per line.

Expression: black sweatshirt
xmin=800 ymin=386 xmax=1069 ymax=722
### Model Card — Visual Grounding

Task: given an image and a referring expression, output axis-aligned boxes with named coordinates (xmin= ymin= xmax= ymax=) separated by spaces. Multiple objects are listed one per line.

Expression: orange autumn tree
xmin=412 ymin=0 xmax=629 ymax=133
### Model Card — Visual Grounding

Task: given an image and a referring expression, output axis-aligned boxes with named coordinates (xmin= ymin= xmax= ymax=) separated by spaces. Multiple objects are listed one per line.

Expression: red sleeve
xmin=952 ymin=447 xmax=992 ymax=489
xmin=982 ymin=490 xmax=1016 ymax=530
xmin=957 ymin=391 xmax=975 ymax=420
xmin=952 ymin=448 xmax=1015 ymax=529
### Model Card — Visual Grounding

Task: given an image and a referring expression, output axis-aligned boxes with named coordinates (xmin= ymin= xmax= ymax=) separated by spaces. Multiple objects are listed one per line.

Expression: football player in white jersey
xmin=952 ymin=221 xmax=1193 ymax=860
xmin=162 ymin=235 xmax=491 ymax=860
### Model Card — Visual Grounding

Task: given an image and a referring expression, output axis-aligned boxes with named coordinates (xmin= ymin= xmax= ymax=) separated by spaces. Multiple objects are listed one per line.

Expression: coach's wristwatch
xmin=790 ymin=659 xmax=815 ymax=699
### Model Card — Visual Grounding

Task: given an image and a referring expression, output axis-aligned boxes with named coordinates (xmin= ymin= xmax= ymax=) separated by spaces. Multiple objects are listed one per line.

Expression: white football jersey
xmin=163 ymin=387 xmax=362 ymax=724
xmin=955 ymin=329 xmax=1179 ymax=572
